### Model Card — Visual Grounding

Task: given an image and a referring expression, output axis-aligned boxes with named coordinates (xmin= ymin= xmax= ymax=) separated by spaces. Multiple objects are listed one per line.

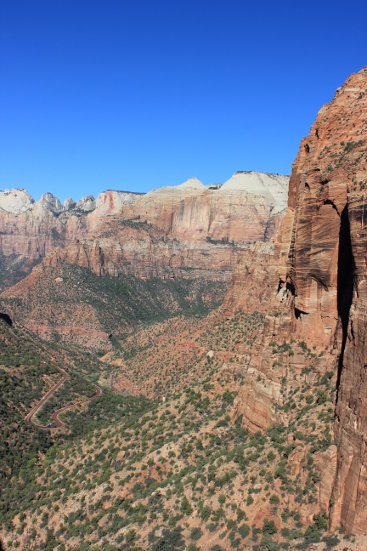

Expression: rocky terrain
xmin=0 ymin=172 xmax=288 ymax=291
xmin=0 ymin=172 xmax=288 ymax=347
xmin=0 ymin=188 xmax=143 ymax=290
xmin=1 ymin=67 xmax=367 ymax=550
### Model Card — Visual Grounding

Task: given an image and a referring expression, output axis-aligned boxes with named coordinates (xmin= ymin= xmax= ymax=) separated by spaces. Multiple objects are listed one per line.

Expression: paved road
xmin=25 ymin=367 xmax=101 ymax=431
xmin=25 ymin=367 xmax=68 ymax=428
xmin=50 ymin=384 xmax=102 ymax=429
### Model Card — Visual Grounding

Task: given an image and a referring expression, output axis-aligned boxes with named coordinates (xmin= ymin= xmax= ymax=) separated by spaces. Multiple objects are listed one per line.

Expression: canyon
xmin=1 ymin=67 xmax=367 ymax=549
xmin=0 ymin=172 xmax=288 ymax=348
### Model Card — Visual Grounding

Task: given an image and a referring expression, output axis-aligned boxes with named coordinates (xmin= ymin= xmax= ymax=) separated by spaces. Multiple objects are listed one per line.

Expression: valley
xmin=1 ymin=66 xmax=367 ymax=550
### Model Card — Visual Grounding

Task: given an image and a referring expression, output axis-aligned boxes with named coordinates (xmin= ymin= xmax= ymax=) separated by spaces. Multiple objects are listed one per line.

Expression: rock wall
xmin=227 ymin=67 xmax=367 ymax=534
xmin=285 ymin=67 xmax=367 ymax=533
xmin=40 ymin=220 xmax=239 ymax=281
xmin=0 ymin=173 xmax=288 ymax=289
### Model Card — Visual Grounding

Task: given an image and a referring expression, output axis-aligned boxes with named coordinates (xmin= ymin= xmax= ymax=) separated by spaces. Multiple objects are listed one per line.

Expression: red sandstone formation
xmin=279 ymin=67 xmax=367 ymax=534
xmin=227 ymin=66 xmax=367 ymax=534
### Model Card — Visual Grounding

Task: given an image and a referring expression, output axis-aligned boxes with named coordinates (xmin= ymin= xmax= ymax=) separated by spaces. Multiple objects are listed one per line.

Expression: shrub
xmin=181 ymin=496 xmax=193 ymax=515
xmin=262 ymin=519 xmax=277 ymax=535
xmin=190 ymin=527 xmax=203 ymax=540
xmin=238 ymin=523 xmax=250 ymax=538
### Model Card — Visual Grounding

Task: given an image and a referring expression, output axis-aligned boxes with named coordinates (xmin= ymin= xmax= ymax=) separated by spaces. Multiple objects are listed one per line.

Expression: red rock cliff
xmin=228 ymin=67 xmax=367 ymax=534
xmin=283 ymin=68 xmax=367 ymax=532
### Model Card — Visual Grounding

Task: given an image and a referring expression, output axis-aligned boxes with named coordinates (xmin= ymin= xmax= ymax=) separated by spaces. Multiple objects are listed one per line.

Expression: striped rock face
xmin=225 ymin=67 xmax=367 ymax=534
xmin=283 ymin=69 xmax=367 ymax=532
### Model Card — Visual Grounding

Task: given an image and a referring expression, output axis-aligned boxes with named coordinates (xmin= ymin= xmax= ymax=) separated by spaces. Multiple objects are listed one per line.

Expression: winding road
xmin=25 ymin=367 xmax=68 ymax=429
xmin=25 ymin=367 xmax=101 ymax=431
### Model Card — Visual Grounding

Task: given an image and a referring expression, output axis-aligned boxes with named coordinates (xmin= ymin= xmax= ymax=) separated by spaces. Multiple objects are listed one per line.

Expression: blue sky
xmin=0 ymin=0 xmax=366 ymax=201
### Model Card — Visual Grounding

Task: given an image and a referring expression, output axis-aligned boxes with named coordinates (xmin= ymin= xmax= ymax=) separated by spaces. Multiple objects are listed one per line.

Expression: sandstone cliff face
xmin=0 ymin=173 xmax=288 ymax=290
xmin=121 ymin=172 xmax=288 ymax=243
xmin=281 ymin=68 xmax=367 ymax=533
xmin=42 ymin=222 xmax=238 ymax=281
xmin=0 ymin=190 xmax=140 ymax=260
xmin=227 ymin=67 xmax=367 ymax=534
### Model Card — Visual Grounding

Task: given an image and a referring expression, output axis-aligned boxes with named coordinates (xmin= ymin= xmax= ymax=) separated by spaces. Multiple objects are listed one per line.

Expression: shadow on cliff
xmin=0 ymin=312 xmax=12 ymax=326
xmin=336 ymin=204 xmax=355 ymax=394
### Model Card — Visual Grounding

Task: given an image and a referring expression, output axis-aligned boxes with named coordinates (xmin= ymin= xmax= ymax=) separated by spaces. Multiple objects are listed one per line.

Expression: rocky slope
xmin=225 ymin=66 xmax=367 ymax=534
xmin=0 ymin=172 xmax=288 ymax=290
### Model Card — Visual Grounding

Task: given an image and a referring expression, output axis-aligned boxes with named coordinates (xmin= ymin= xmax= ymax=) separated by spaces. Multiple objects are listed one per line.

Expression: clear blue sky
xmin=0 ymin=0 xmax=366 ymax=201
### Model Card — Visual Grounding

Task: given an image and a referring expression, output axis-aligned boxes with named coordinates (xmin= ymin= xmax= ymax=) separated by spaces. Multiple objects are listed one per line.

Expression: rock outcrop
xmin=0 ymin=190 xmax=141 ymax=289
xmin=0 ymin=189 xmax=34 ymax=214
xmin=274 ymin=67 xmax=367 ymax=533
xmin=120 ymin=172 xmax=288 ymax=243
xmin=226 ymin=66 xmax=367 ymax=534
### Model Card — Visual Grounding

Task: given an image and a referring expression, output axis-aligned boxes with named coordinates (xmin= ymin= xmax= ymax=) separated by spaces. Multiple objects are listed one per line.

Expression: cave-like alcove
xmin=336 ymin=204 xmax=355 ymax=391
xmin=0 ymin=312 xmax=12 ymax=326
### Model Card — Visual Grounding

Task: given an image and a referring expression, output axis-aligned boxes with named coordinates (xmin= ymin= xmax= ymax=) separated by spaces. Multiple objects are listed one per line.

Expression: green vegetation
xmin=0 ymin=309 xmax=347 ymax=550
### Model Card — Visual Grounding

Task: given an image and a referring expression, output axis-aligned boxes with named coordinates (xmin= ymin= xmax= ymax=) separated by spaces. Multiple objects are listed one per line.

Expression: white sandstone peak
xmin=0 ymin=188 xmax=34 ymax=214
xmin=176 ymin=178 xmax=205 ymax=190
xmin=64 ymin=198 xmax=76 ymax=210
xmin=221 ymin=171 xmax=289 ymax=213
xmin=37 ymin=192 xmax=63 ymax=214
xmin=75 ymin=195 xmax=96 ymax=212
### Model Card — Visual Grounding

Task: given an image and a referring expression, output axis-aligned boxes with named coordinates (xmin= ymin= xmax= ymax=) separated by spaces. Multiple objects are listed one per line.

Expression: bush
xmin=262 ymin=519 xmax=277 ymax=535
xmin=190 ymin=527 xmax=203 ymax=541
xmin=181 ymin=496 xmax=193 ymax=515
xmin=322 ymin=535 xmax=340 ymax=548
xmin=239 ymin=523 xmax=250 ymax=538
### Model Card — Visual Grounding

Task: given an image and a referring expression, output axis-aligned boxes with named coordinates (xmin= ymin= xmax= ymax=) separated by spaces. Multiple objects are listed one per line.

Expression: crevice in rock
xmin=0 ymin=312 xmax=12 ymax=326
xmin=304 ymin=143 xmax=310 ymax=153
xmin=286 ymin=281 xmax=296 ymax=296
xmin=323 ymin=199 xmax=340 ymax=216
xmin=336 ymin=204 xmax=355 ymax=395
xmin=295 ymin=307 xmax=308 ymax=319
xmin=277 ymin=279 xmax=284 ymax=293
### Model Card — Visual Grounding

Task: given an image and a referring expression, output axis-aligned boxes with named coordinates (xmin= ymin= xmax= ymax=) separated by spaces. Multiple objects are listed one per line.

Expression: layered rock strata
xmin=0 ymin=173 xmax=288 ymax=289
xmin=0 ymin=189 xmax=141 ymax=271
xmin=227 ymin=67 xmax=367 ymax=534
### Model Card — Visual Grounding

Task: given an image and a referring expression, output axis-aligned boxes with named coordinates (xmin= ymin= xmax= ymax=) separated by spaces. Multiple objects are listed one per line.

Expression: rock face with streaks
xmin=0 ymin=190 xmax=140 ymax=265
xmin=226 ymin=67 xmax=367 ymax=534
xmin=277 ymin=67 xmax=367 ymax=533
xmin=120 ymin=173 xmax=288 ymax=243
